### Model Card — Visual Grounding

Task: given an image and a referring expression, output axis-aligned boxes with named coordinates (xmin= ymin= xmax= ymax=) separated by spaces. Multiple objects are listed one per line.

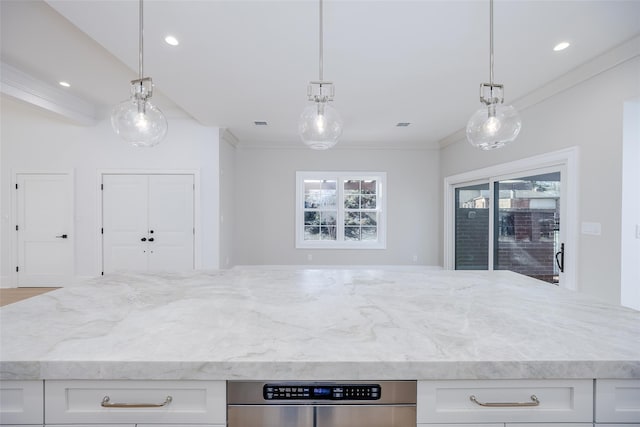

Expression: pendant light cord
xmin=319 ymin=0 xmax=323 ymax=81
xmin=139 ymin=0 xmax=144 ymax=80
xmin=489 ymin=0 xmax=494 ymax=86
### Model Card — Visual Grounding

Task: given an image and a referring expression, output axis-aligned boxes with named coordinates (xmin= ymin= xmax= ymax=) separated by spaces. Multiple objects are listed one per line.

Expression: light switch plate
xmin=581 ymin=222 xmax=602 ymax=235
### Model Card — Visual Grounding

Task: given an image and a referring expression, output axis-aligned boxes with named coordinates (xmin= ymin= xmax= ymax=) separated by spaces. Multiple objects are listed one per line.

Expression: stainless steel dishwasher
xmin=227 ymin=380 xmax=416 ymax=427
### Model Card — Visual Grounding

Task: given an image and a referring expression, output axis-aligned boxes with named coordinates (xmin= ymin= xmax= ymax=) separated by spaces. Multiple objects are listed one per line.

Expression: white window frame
xmin=443 ymin=147 xmax=579 ymax=290
xmin=296 ymin=171 xmax=387 ymax=249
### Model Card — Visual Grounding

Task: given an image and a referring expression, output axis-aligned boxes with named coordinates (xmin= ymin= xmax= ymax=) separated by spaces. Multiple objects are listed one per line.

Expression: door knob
xmin=141 ymin=237 xmax=147 ymax=242
xmin=55 ymin=234 xmax=68 ymax=239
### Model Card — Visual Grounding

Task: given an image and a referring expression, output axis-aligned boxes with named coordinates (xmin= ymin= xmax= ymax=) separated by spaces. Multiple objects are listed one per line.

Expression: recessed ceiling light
xmin=164 ymin=35 xmax=179 ymax=46
xmin=553 ymin=41 xmax=570 ymax=52
xmin=58 ymin=81 xmax=71 ymax=88
xmin=254 ymin=121 xmax=268 ymax=126
xmin=396 ymin=122 xmax=411 ymax=127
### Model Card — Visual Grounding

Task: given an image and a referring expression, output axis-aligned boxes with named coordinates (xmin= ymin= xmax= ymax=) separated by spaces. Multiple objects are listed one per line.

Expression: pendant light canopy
xmin=111 ymin=0 xmax=167 ymax=147
xmin=298 ymin=0 xmax=343 ymax=150
xmin=466 ymin=0 xmax=521 ymax=150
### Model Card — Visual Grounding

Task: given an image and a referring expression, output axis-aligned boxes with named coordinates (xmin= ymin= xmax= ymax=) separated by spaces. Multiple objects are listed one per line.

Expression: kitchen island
xmin=1 ymin=266 xmax=639 ymax=381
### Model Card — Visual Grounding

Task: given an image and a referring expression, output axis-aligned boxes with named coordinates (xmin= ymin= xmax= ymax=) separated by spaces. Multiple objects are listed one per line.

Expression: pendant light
xmin=298 ymin=0 xmax=343 ymax=150
xmin=111 ymin=0 xmax=167 ymax=147
xmin=466 ymin=0 xmax=521 ymax=150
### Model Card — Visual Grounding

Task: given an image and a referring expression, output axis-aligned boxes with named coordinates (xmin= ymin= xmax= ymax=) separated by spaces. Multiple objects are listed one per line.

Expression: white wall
xmin=621 ymin=99 xmax=640 ymax=310
xmin=0 ymin=96 xmax=220 ymax=285
xmin=440 ymin=57 xmax=640 ymax=306
xmin=234 ymin=147 xmax=440 ymax=266
xmin=219 ymin=133 xmax=237 ymax=269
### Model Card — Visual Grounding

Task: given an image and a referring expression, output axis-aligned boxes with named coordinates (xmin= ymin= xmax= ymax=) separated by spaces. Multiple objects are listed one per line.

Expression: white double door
xmin=102 ymin=174 xmax=195 ymax=273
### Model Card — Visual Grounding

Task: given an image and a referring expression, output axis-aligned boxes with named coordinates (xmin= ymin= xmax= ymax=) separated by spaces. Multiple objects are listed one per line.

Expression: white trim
xmin=295 ymin=171 xmax=387 ymax=250
xmin=11 ymin=169 xmax=75 ymax=287
xmin=96 ymin=169 xmax=201 ymax=274
xmin=444 ymin=147 xmax=579 ymax=290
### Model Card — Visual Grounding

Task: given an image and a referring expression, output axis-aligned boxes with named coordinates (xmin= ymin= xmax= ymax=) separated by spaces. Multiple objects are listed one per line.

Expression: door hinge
xmin=15 ymin=225 xmax=18 ymax=231
xmin=101 ymin=183 xmax=104 ymax=190
xmin=193 ymin=227 xmax=195 ymax=235
xmin=101 ymin=271 xmax=104 ymax=276
xmin=16 ymin=266 xmax=19 ymax=272
xmin=101 ymin=227 xmax=103 ymax=234
xmin=15 ymin=183 xmax=18 ymax=190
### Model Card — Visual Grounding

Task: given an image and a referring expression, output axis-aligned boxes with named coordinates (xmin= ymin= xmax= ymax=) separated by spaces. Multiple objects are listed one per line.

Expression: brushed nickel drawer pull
xmin=101 ymin=395 xmax=172 ymax=408
xmin=470 ymin=394 xmax=539 ymax=407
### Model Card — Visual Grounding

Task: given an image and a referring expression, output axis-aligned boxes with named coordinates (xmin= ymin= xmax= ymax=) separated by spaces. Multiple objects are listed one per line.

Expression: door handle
xmin=141 ymin=237 xmax=147 ymax=242
xmin=555 ymin=243 xmax=565 ymax=273
xmin=148 ymin=237 xmax=155 ymax=242
xmin=55 ymin=234 xmax=68 ymax=239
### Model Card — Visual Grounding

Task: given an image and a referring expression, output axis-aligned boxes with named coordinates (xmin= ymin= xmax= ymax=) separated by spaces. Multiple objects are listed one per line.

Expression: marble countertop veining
xmin=1 ymin=267 xmax=639 ymax=381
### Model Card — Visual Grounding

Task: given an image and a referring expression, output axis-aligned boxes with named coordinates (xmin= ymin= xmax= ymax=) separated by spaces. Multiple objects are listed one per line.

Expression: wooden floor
xmin=0 ymin=287 xmax=60 ymax=307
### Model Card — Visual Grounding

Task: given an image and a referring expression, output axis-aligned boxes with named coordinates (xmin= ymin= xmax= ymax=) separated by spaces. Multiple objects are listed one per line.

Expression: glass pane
xmin=304 ymin=226 xmax=320 ymax=240
xmin=320 ymin=211 xmax=336 ymax=225
xmin=345 ymin=226 xmax=360 ymax=240
xmin=344 ymin=195 xmax=359 ymax=209
xmin=320 ymin=226 xmax=336 ymax=240
xmin=494 ymin=172 xmax=561 ymax=284
xmin=344 ymin=180 xmax=360 ymax=194
xmin=345 ymin=212 xmax=360 ymax=225
xmin=361 ymin=227 xmax=377 ymax=240
xmin=361 ymin=195 xmax=376 ymax=209
xmin=304 ymin=211 xmax=319 ymax=225
xmin=455 ymin=183 xmax=490 ymax=270
xmin=361 ymin=212 xmax=377 ymax=226
xmin=361 ymin=180 xmax=377 ymax=194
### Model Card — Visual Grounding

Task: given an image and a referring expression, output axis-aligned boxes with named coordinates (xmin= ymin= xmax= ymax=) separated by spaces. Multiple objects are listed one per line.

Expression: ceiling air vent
xmin=396 ymin=122 xmax=411 ymax=127
xmin=254 ymin=121 xmax=268 ymax=126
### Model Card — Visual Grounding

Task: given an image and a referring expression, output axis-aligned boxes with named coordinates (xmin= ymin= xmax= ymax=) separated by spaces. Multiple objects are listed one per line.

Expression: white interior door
xmin=16 ymin=173 xmax=73 ymax=286
xmin=102 ymin=174 xmax=194 ymax=273
xmin=102 ymin=175 xmax=149 ymax=273
xmin=147 ymin=175 xmax=194 ymax=271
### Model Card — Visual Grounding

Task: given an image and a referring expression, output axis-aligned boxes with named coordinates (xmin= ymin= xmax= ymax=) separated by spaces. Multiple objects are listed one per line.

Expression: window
xmin=296 ymin=172 xmax=386 ymax=249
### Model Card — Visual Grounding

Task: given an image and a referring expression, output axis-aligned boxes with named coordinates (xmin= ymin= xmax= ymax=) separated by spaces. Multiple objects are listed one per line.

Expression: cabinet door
xmin=595 ymin=379 xmax=640 ymax=423
xmin=0 ymin=380 xmax=43 ymax=425
xmin=44 ymin=380 xmax=225 ymax=424
xmin=417 ymin=379 xmax=593 ymax=423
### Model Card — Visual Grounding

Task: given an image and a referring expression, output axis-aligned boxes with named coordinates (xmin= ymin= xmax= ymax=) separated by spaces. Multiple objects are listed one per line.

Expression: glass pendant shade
xmin=466 ymin=103 xmax=521 ymax=150
xmin=111 ymin=98 xmax=167 ymax=147
xmin=299 ymin=101 xmax=343 ymax=150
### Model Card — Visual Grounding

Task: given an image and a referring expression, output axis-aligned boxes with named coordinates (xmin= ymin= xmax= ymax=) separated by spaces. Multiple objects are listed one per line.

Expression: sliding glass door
xmin=452 ymin=168 xmax=566 ymax=286
xmin=493 ymin=171 xmax=562 ymax=284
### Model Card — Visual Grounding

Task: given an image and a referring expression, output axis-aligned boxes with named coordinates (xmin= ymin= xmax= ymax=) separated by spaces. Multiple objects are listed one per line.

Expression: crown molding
xmin=439 ymin=34 xmax=640 ymax=149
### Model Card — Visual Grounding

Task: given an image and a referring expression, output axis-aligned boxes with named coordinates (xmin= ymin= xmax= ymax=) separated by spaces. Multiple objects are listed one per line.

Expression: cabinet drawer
xmin=44 ymin=380 xmax=225 ymax=424
xmin=417 ymin=379 xmax=593 ymax=423
xmin=595 ymin=379 xmax=640 ymax=423
xmin=0 ymin=380 xmax=44 ymax=425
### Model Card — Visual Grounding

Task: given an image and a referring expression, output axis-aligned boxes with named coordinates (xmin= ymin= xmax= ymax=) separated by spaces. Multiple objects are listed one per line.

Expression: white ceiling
xmin=1 ymin=0 xmax=639 ymax=149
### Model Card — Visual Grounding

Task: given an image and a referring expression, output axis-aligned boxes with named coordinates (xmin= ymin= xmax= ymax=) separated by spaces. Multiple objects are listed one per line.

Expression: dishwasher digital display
xmin=263 ymin=384 xmax=381 ymax=400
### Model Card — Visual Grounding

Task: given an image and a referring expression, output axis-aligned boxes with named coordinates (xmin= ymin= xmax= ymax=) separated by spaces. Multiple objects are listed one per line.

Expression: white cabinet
xmin=417 ymin=379 xmax=593 ymax=424
xmin=595 ymin=379 xmax=640 ymax=424
xmin=44 ymin=380 xmax=225 ymax=425
xmin=0 ymin=380 xmax=44 ymax=425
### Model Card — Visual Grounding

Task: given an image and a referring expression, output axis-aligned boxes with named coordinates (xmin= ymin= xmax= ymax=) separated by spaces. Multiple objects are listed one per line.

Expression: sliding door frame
xmin=444 ymin=147 xmax=579 ymax=290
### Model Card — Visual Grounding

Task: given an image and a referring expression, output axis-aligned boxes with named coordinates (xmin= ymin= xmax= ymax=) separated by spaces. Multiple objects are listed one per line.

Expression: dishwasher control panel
xmin=263 ymin=384 xmax=381 ymax=401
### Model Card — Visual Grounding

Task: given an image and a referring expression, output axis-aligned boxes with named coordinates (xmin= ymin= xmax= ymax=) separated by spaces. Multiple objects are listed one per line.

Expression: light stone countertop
xmin=1 ymin=267 xmax=639 ymax=381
